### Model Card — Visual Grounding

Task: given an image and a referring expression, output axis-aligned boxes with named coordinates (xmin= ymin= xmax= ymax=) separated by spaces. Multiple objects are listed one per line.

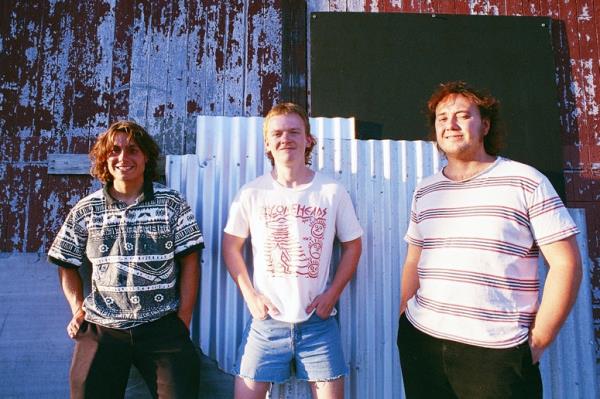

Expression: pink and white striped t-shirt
xmin=404 ymin=157 xmax=578 ymax=348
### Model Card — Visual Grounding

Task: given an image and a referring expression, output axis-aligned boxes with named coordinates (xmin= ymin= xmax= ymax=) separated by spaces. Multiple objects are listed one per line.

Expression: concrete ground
xmin=0 ymin=253 xmax=233 ymax=398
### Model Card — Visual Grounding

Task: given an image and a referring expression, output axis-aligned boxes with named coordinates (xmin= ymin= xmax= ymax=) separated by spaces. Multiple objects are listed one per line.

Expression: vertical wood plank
xmin=145 ymin=0 xmax=175 ymax=120
xmin=128 ymin=0 xmax=153 ymax=123
xmin=244 ymin=0 xmax=282 ymax=115
xmin=574 ymin=0 xmax=600 ymax=147
xmin=0 ymin=1 xmax=46 ymax=137
xmin=281 ymin=0 xmax=308 ymax=108
xmin=558 ymin=0 xmax=586 ymax=147
xmin=185 ymin=0 xmax=207 ymax=115
xmin=223 ymin=1 xmax=248 ymax=116
xmin=109 ymin=0 xmax=136 ymax=121
xmin=454 ymin=0 xmax=471 ymax=14
xmin=429 ymin=0 xmax=456 ymax=14
xmin=3 ymin=165 xmax=29 ymax=252
xmin=65 ymin=1 xmax=114 ymax=131
xmin=505 ymin=0 xmax=523 ymax=15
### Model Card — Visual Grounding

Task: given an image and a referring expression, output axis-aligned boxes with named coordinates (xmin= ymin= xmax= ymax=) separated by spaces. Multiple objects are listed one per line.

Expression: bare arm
xmin=58 ymin=267 xmax=85 ymax=339
xmin=177 ymin=251 xmax=200 ymax=328
xmin=400 ymin=244 xmax=422 ymax=315
xmin=222 ymin=232 xmax=279 ymax=319
xmin=306 ymin=237 xmax=362 ymax=318
xmin=530 ymin=235 xmax=582 ymax=362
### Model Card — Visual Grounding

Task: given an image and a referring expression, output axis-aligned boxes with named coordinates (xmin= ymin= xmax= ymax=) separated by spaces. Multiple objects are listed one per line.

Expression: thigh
xmin=234 ymin=376 xmax=271 ymax=399
xmin=309 ymin=378 xmax=344 ymax=399
xmin=294 ymin=314 xmax=348 ymax=382
xmin=397 ymin=314 xmax=457 ymax=399
xmin=445 ymin=341 xmax=542 ymax=399
xmin=132 ymin=314 xmax=200 ymax=399
xmin=235 ymin=317 xmax=294 ymax=384
xmin=70 ymin=321 xmax=132 ymax=399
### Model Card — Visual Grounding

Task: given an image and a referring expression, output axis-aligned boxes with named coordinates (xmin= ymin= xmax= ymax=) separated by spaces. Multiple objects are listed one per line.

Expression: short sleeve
xmin=404 ymin=190 xmax=423 ymax=247
xmin=335 ymin=189 xmax=363 ymax=243
xmin=528 ymin=176 xmax=579 ymax=246
xmin=47 ymin=207 xmax=88 ymax=268
xmin=173 ymin=195 xmax=204 ymax=254
xmin=224 ymin=190 xmax=251 ymax=239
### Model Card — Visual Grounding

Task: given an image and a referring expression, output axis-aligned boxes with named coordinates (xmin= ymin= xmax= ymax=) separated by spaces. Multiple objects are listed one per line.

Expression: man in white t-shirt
xmin=223 ymin=103 xmax=363 ymax=399
xmin=398 ymin=81 xmax=582 ymax=398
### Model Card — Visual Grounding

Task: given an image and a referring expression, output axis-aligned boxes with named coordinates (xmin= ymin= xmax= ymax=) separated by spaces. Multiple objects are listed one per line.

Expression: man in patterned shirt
xmin=397 ymin=82 xmax=582 ymax=398
xmin=48 ymin=121 xmax=204 ymax=398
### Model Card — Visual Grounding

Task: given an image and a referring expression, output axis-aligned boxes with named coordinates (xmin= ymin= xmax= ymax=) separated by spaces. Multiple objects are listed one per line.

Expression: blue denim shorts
xmin=234 ymin=313 xmax=348 ymax=383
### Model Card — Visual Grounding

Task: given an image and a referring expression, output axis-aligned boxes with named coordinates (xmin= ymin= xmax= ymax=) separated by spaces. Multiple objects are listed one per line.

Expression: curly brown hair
xmin=426 ymin=81 xmax=505 ymax=156
xmin=90 ymin=120 xmax=160 ymax=184
xmin=263 ymin=102 xmax=316 ymax=166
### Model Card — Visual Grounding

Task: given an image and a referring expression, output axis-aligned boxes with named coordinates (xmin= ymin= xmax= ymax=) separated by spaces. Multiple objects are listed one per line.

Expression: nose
xmin=445 ymin=116 xmax=459 ymax=130
xmin=280 ymin=131 xmax=292 ymax=141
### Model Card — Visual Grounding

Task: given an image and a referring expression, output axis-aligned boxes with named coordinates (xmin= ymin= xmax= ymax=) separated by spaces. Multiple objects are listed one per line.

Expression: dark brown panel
xmin=281 ymin=0 xmax=307 ymax=109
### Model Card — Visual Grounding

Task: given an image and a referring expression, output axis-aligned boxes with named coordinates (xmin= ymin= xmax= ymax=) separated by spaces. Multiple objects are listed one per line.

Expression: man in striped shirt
xmin=397 ymin=81 xmax=582 ymax=398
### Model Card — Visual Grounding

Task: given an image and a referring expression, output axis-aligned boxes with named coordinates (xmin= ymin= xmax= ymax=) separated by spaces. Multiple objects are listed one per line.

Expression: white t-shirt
xmin=225 ymin=172 xmax=363 ymax=323
xmin=405 ymin=157 xmax=578 ymax=348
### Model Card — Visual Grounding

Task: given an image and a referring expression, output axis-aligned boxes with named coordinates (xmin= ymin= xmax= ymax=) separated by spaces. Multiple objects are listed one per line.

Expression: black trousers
xmin=70 ymin=313 xmax=200 ymax=399
xmin=397 ymin=313 xmax=542 ymax=399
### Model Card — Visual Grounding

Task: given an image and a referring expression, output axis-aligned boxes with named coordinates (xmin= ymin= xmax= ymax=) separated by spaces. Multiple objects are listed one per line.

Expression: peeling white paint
xmin=580 ymin=59 xmax=599 ymax=116
xmin=19 ymin=83 xmax=30 ymax=107
xmin=25 ymin=45 xmax=37 ymax=65
xmin=469 ymin=1 xmax=499 ymax=16
xmin=368 ymin=0 xmax=380 ymax=12
xmin=569 ymin=81 xmax=584 ymax=118
xmin=578 ymin=4 xmax=592 ymax=21
xmin=528 ymin=3 xmax=537 ymax=15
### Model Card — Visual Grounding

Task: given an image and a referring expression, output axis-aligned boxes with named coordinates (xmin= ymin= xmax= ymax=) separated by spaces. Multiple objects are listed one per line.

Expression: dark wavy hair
xmin=263 ymin=102 xmax=316 ymax=166
xmin=426 ymin=81 xmax=505 ymax=156
xmin=90 ymin=120 xmax=160 ymax=184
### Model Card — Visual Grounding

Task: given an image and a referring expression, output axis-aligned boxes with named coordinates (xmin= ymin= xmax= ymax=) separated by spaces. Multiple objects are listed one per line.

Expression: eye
xmin=110 ymin=147 xmax=120 ymax=155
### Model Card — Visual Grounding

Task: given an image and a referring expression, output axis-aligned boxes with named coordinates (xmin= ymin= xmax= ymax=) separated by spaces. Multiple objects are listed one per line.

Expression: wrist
xmin=73 ymin=307 xmax=85 ymax=318
xmin=529 ymin=327 xmax=553 ymax=350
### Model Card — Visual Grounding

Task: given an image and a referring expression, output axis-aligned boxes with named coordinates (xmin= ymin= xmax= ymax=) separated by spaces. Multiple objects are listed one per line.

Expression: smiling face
xmin=434 ymin=94 xmax=490 ymax=161
xmin=106 ymin=132 xmax=147 ymax=186
xmin=264 ymin=113 xmax=314 ymax=167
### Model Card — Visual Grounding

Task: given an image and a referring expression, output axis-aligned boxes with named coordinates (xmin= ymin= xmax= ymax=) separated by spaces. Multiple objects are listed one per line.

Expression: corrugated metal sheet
xmin=539 ymin=209 xmax=598 ymax=399
xmin=166 ymin=116 xmax=597 ymax=398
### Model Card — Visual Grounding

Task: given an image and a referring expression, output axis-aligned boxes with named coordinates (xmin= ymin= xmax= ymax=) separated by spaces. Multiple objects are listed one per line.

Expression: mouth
xmin=444 ymin=134 xmax=463 ymax=140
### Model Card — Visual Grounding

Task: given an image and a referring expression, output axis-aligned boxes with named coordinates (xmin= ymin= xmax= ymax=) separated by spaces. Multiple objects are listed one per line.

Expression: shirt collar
xmin=103 ymin=179 xmax=155 ymax=206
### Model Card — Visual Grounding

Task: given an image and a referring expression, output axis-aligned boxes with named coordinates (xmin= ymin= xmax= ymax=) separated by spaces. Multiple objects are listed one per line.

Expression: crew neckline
xmin=441 ymin=157 xmax=502 ymax=182
xmin=270 ymin=170 xmax=317 ymax=191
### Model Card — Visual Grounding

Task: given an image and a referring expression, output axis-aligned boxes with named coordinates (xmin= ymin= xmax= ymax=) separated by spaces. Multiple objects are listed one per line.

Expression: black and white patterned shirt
xmin=48 ymin=181 xmax=204 ymax=329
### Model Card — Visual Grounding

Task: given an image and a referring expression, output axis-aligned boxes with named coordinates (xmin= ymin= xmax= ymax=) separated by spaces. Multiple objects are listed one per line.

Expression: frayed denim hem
xmin=236 ymin=372 xmax=290 ymax=385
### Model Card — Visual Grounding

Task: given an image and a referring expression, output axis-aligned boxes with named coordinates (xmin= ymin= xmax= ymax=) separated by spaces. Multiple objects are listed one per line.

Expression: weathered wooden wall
xmin=1 ymin=0 xmax=282 ymax=252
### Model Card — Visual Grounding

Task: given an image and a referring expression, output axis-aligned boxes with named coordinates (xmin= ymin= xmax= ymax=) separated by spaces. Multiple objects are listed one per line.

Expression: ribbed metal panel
xmin=166 ymin=116 xmax=597 ymax=398
xmin=539 ymin=209 xmax=598 ymax=399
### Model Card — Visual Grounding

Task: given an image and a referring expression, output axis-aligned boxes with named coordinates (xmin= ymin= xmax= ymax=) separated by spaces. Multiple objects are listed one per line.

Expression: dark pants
xmin=70 ymin=313 xmax=200 ymax=399
xmin=397 ymin=314 xmax=542 ymax=399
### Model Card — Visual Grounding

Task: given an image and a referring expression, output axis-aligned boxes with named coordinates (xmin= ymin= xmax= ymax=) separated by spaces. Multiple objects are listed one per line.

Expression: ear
xmin=305 ymin=134 xmax=315 ymax=146
xmin=482 ymin=119 xmax=491 ymax=136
